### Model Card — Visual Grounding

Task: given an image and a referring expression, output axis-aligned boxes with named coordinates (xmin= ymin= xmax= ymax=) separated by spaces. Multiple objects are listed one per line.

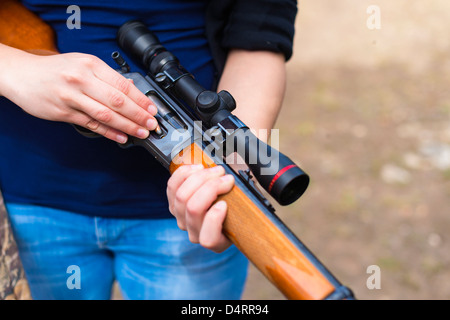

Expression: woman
xmin=0 ymin=0 xmax=297 ymax=299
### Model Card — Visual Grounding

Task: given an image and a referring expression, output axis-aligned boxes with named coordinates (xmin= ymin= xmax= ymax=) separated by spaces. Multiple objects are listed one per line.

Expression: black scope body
xmin=117 ymin=20 xmax=309 ymax=205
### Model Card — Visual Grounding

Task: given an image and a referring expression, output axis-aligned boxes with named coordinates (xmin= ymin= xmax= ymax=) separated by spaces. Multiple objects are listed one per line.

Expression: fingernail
xmin=117 ymin=134 xmax=128 ymax=144
xmin=148 ymin=104 xmax=158 ymax=116
xmin=146 ymin=118 xmax=157 ymax=130
xmin=214 ymin=201 xmax=227 ymax=210
xmin=137 ymin=128 xmax=149 ymax=138
xmin=190 ymin=164 xmax=204 ymax=170
xmin=210 ymin=166 xmax=224 ymax=173
xmin=220 ymin=174 xmax=234 ymax=183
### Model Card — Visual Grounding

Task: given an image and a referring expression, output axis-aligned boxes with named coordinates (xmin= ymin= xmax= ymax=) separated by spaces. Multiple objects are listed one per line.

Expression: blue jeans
xmin=6 ymin=203 xmax=249 ymax=300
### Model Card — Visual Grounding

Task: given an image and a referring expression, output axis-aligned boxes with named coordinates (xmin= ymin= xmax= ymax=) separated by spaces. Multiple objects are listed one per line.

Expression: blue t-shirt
xmin=0 ymin=0 xmax=214 ymax=218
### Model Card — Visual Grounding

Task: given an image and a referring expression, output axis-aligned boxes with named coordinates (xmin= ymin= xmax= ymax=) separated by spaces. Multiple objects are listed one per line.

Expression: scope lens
xmin=234 ymin=130 xmax=309 ymax=206
xmin=117 ymin=20 xmax=163 ymax=69
xmin=270 ymin=166 xmax=310 ymax=205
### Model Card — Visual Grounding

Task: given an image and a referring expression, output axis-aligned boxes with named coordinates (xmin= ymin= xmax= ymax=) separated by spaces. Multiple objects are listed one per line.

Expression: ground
xmin=241 ymin=0 xmax=450 ymax=300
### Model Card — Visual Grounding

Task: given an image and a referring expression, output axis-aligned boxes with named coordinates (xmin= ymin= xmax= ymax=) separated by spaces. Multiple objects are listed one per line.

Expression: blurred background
xmin=242 ymin=0 xmax=450 ymax=300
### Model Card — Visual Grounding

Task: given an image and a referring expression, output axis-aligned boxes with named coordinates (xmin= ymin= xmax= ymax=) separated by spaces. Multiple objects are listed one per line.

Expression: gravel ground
xmin=242 ymin=0 xmax=450 ymax=300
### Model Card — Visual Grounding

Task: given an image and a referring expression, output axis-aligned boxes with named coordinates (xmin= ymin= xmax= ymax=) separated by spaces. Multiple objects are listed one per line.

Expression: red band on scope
xmin=267 ymin=164 xmax=297 ymax=193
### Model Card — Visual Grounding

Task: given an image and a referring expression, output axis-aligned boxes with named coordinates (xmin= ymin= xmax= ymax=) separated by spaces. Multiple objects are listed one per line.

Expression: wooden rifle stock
xmin=0 ymin=0 xmax=57 ymax=54
xmin=0 ymin=1 xmax=355 ymax=300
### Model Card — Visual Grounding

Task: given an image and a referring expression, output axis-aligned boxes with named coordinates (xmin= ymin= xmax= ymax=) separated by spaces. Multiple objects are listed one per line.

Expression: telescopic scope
xmin=117 ymin=20 xmax=309 ymax=205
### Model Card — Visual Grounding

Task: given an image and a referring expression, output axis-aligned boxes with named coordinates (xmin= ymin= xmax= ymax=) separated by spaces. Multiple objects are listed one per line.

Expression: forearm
xmin=217 ymin=49 xmax=287 ymax=141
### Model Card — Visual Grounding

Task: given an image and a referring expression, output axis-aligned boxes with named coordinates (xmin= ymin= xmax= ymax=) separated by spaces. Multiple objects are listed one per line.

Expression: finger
xmin=185 ymin=174 xmax=234 ymax=243
xmin=172 ymin=166 xmax=226 ymax=228
xmin=70 ymin=111 xmax=128 ymax=144
xmin=81 ymin=77 xmax=158 ymax=131
xmin=177 ymin=166 xmax=226 ymax=200
xmin=74 ymin=93 xmax=151 ymax=140
xmin=167 ymin=164 xmax=206 ymax=202
xmin=199 ymin=201 xmax=232 ymax=253
xmin=166 ymin=164 xmax=205 ymax=228
xmin=92 ymin=62 xmax=157 ymax=114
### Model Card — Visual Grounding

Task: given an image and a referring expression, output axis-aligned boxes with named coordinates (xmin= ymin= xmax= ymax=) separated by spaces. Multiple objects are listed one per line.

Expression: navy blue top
xmin=0 ymin=0 xmax=214 ymax=218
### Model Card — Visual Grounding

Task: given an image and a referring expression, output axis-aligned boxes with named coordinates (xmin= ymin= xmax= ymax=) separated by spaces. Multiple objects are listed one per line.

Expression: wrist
xmin=0 ymin=44 xmax=35 ymax=97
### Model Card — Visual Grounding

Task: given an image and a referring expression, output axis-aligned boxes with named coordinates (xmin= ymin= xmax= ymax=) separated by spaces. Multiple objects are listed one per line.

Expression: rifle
xmin=0 ymin=1 xmax=355 ymax=300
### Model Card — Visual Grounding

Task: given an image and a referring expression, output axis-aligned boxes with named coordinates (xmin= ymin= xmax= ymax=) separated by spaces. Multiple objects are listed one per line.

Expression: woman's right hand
xmin=0 ymin=46 xmax=157 ymax=143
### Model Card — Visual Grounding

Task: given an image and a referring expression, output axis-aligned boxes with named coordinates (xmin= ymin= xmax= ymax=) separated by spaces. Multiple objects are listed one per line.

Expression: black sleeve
xmin=205 ymin=0 xmax=298 ymax=77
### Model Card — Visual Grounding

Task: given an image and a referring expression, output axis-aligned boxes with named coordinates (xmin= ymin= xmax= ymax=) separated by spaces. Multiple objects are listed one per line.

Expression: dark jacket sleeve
xmin=205 ymin=0 xmax=298 ymax=77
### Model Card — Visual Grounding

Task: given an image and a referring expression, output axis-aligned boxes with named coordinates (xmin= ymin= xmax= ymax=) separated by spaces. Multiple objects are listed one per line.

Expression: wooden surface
xmin=0 ymin=0 xmax=57 ymax=54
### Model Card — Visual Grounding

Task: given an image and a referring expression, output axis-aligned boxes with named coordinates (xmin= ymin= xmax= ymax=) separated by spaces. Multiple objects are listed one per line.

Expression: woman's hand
xmin=0 ymin=47 xmax=157 ymax=143
xmin=166 ymin=165 xmax=235 ymax=253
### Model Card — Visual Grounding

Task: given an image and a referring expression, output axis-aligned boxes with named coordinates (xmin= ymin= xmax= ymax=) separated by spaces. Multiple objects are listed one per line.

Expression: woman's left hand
xmin=166 ymin=165 xmax=234 ymax=253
